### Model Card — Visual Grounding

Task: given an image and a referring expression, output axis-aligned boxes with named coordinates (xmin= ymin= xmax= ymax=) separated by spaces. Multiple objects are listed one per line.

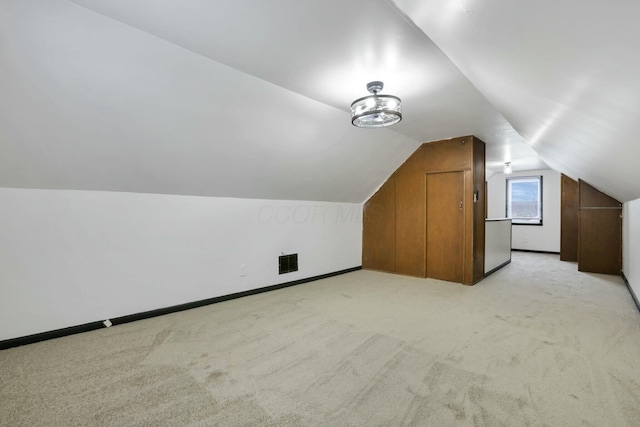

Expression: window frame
xmin=505 ymin=175 xmax=543 ymax=226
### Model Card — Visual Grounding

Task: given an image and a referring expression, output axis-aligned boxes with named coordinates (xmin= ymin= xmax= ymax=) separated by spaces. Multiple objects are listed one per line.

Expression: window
xmin=506 ymin=176 xmax=543 ymax=225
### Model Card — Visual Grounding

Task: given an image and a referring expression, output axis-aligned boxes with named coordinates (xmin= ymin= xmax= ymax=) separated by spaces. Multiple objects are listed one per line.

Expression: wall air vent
xmin=279 ymin=253 xmax=298 ymax=274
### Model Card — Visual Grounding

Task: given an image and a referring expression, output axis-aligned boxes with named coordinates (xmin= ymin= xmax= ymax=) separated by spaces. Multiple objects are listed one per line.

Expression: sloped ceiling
xmin=1 ymin=0 xmax=638 ymax=203
xmin=395 ymin=0 xmax=640 ymax=202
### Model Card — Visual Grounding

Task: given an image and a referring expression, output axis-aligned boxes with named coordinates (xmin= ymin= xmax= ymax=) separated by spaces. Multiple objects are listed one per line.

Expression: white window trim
xmin=505 ymin=175 xmax=543 ymax=226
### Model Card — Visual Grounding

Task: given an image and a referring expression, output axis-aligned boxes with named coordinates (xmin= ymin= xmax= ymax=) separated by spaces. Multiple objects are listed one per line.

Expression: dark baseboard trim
xmin=511 ymin=249 xmax=561 ymax=255
xmin=484 ymin=259 xmax=512 ymax=277
xmin=0 ymin=321 xmax=105 ymax=352
xmin=621 ymin=272 xmax=640 ymax=314
xmin=0 ymin=266 xmax=362 ymax=351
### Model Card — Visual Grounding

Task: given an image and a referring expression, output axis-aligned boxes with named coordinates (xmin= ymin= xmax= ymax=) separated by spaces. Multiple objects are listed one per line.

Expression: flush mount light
xmin=504 ymin=162 xmax=513 ymax=175
xmin=351 ymin=81 xmax=402 ymax=128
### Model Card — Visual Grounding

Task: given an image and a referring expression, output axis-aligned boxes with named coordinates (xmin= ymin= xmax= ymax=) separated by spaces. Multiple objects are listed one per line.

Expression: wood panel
xmin=362 ymin=135 xmax=485 ymax=285
xmin=578 ymin=180 xmax=622 ymax=274
xmin=362 ymin=176 xmax=396 ymax=272
xmin=462 ymin=169 xmax=473 ymax=284
xmin=424 ymin=136 xmax=472 ymax=173
xmin=560 ymin=174 xmax=579 ymax=262
xmin=579 ymin=209 xmax=622 ymax=274
xmin=472 ymin=137 xmax=486 ymax=283
xmin=395 ymin=147 xmax=426 ymax=277
xmin=579 ymin=180 xmax=622 ymax=208
xmin=426 ymin=171 xmax=465 ymax=283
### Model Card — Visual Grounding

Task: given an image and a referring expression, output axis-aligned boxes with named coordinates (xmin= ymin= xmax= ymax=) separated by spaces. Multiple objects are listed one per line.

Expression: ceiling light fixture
xmin=504 ymin=162 xmax=513 ymax=175
xmin=351 ymin=81 xmax=402 ymax=128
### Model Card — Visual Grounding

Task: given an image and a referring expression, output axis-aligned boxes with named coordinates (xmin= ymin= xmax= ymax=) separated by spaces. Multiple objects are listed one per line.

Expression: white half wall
xmin=0 ymin=188 xmax=362 ymax=341
xmin=623 ymin=198 xmax=640 ymax=301
xmin=485 ymin=219 xmax=512 ymax=274
xmin=487 ymin=168 xmax=560 ymax=252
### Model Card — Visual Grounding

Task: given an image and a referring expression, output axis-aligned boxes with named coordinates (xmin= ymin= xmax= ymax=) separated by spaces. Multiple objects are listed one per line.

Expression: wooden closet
xmin=559 ymin=176 xmax=622 ymax=274
xmin=578 ymin=180 xmax=622 ymax=274
xmin=362 ymin=136 xmax=486 ymax=285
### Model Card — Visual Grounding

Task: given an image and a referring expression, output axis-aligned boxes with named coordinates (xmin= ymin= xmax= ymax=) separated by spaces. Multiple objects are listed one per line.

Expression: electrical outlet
xmin=240 ymin=264 xmax=247 ymax=277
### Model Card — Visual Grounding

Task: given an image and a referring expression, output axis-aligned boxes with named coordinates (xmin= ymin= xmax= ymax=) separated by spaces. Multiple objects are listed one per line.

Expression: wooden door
xmin=579 ymin=209 xmax=622 ymax=274
xmin=426 ymin=171 xmax=465 ymax=282
xmin=578 ymin=180 xmax=622 ymax=274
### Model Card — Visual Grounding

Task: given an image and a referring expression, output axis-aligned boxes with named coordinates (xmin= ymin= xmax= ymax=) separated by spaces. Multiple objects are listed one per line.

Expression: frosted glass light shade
xmin=351 ymin=81 xmax=402 ymax=128
xmin=351 ymin=94 xmax=402 ymax=127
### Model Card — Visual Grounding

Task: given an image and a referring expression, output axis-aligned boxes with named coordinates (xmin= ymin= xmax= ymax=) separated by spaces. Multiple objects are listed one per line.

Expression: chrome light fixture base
xmin=351 ymin=81 xmax=402 ymax=128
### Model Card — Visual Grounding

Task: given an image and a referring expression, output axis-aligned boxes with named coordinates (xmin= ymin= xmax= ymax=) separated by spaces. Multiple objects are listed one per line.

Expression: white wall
xmin=487 ymin=168 xmax=560 ymax=252
xmin=623 ymin=198 xmax=640 ymax=300
xmin=0 ymin=188 xmax=362 ymax=341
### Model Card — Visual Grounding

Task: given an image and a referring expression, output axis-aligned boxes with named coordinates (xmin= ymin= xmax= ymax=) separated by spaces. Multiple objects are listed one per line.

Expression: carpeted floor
xmin=1 ymin=252 xmax=639 ymax=426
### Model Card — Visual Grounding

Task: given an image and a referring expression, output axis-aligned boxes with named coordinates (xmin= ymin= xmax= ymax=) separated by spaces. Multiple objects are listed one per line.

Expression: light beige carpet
xmin=1 ymin=252 xmax=640 ymax=426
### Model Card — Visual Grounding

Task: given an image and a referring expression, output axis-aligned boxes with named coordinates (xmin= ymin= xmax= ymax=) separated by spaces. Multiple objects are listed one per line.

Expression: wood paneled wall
xmin=362 ymin=136 xmax=486 ymax=285
xmin=578 ymin=180 xmax=622 ymax=274
xmin=395 ymin=146 xmax=427 ymax=277
xmin=472 ymin=139 xmax=486 ymax=280
xmin=560 ymin=174 xmax=579 ymax=261
xmin=362 ymin=176 xmax=396 ymax=271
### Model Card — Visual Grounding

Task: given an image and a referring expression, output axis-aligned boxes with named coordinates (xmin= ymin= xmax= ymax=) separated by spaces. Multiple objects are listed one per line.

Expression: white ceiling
xmin=1 ymin=0 xmax=639 ymax=202
xmin=395 ymin=0 xmax=640 ymax=202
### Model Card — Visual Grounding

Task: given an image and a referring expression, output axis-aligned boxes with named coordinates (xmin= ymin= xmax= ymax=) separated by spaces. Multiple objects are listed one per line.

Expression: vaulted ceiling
xmin=1 ymin=0 xmax=639 ymax=203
